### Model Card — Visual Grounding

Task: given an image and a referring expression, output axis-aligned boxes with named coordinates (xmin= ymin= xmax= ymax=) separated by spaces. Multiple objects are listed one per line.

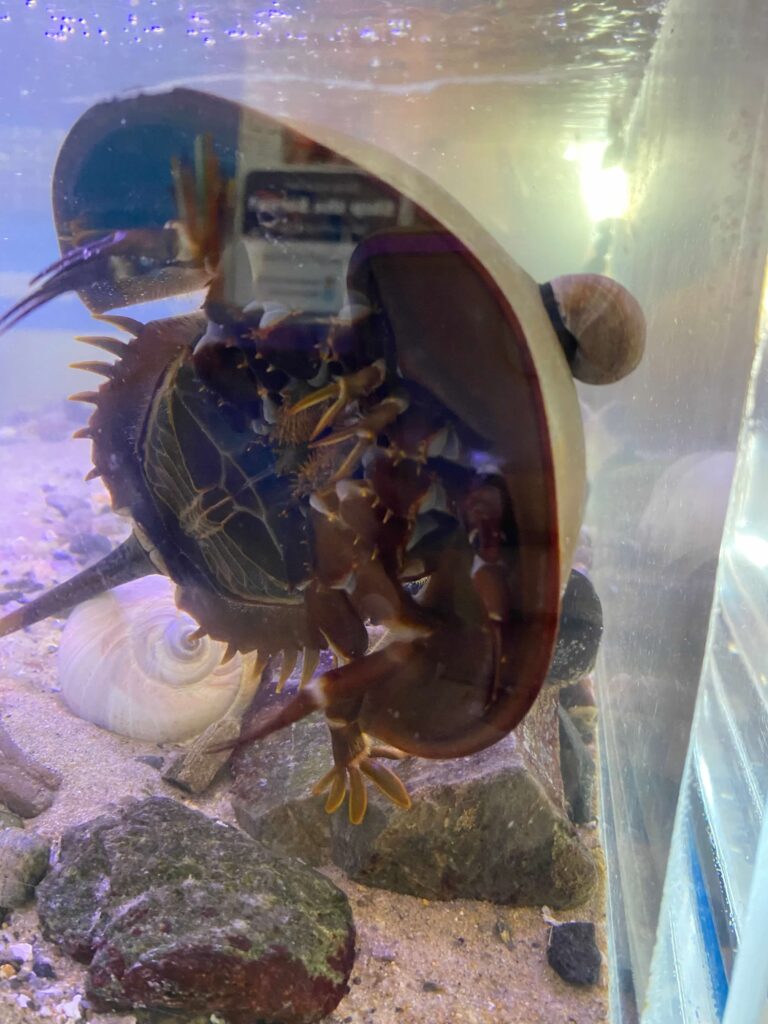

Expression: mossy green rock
xmin=231 ymin=701 xmax=334 ymax=868
xmin=234 ymin=688 xmax=596 ymax=909
xmin=329 ymin=729 xmax=597 ymax=909
xmin=0 ymin=827 xmax=50 ymax=908
xmin=36 ymin=797 xmax=354 ymax=1024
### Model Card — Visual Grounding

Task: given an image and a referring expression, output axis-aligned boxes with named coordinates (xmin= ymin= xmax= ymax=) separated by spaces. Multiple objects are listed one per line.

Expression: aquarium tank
xmin=0 ymin=3 xmax=766 ymax=1024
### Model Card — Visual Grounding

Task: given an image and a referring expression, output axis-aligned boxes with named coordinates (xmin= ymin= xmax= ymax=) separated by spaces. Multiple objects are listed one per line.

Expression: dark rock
xmin=134 ymin=755 xmax=165 ymax=771
xmin=1 ymin=573 xmax=43 ymax=596
xmin=68 ymin=532 xmax=112 ymax=563
xmin=547 ymin=570 xmax=603 ymax=684
xmin=0 ymin=724 xmax=62 ymax=817
xmin=558 ymin=707 xmax=597 ymax=825
xmin=0 ymin=828 xmax=50 ymax=907
xmin=31 ymin=958 xmax=56 ymax=980
xmin=560 ymin=677 xmax=596 ymax=711
xmin=547 ymin=921 xmax=601 ymax=985
xmin=36 ymin=797 xmax=354 ymax=1023
xmin=560 ymin=678 xmax=597 ymax=748
xmin=45 ymin=492 xmax=90 ymax=519
xmin=235 ymin=687 xmax=595 ymax=907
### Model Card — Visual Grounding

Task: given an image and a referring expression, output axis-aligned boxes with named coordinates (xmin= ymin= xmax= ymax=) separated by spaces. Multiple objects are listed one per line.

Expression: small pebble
xmin=0 ymin=962 xmax=18 ymax=979
xmin=370 ymin=941 xmax=398 ymax=963
xmin=2 ymin=574 xmax=43 ymax=594
xmin=494 ymin=918 xmax=514 ymax=949
xmin=32 ymin=957 xmax=56 ymax=979
xmin=45 ymin=493 xmax=89 ymax=518
xmin=135 ymin=755 xmax=165 ymax=771
xmin=421 ymin=980 xmax=444 ymax=993
xmin=547 ymin=921 xmax=601 ymax=986
xmin=60 ymin=993 xmax=83 ymax=1020
xmin=8 ymin=942 xmax=32 ymax=963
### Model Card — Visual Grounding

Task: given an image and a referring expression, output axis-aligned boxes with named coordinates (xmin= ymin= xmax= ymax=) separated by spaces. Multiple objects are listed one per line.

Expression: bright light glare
xmin=733 ymin=532 xmax=768 ymax=570
xmin=564 ymin=140 xmax=629 ymax=222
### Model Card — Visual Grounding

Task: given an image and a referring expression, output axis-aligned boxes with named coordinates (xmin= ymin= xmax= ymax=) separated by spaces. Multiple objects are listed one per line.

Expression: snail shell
xmin=549 ymin=274 xmax=646 ymax=385
xmin=57 ymin=575 xmax=260 ymax=743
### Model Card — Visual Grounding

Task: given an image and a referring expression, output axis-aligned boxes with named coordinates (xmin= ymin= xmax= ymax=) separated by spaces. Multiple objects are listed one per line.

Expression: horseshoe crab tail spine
xmin=0 ymin=532 xmax=157 ymax=639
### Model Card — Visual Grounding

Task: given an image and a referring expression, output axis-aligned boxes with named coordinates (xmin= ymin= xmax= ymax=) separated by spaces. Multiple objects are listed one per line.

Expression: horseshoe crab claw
xmin=0 ymin=228 xmax=194 ymax=336
xmin=0 ymin=136 xmax=232 ymax=336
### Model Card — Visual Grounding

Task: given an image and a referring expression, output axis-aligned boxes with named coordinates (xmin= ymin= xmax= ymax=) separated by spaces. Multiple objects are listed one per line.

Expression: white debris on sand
xmin=0 ymin=434 xmax=608 ymax=1024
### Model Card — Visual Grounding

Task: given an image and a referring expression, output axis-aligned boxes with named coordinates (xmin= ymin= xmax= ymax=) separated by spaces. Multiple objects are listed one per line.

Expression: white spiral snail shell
xmin=57 ymin=575 xmax=261 ymax=743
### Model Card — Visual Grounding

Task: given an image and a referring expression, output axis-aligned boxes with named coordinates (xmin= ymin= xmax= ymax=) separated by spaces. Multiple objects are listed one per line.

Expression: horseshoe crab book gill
xmin=0 ymin=4 xmax=767 ymax=1024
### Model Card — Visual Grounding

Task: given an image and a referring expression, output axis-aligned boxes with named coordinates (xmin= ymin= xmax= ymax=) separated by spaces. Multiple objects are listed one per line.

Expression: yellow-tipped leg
xmin=310 ymin=712 xmax=413 ymax=824
xmin=360 ymin=759 xmax=412 ymax=810
xmin=316 ymin=767 xmax=348 ymax=815
xmin=312 ymin=752 xmax=412 ymax=824
xmin=288 ymin=380 xmax=348 ymax=440
xmin=287 ymin=359 xmax=387 ymax=440
xmin=348 ymin=766 xmax=368 ymax=824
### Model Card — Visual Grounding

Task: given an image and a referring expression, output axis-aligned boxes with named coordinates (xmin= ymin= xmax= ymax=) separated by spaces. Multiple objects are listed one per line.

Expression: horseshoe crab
xmin=0 ymin=88 xmax=644 ymax=822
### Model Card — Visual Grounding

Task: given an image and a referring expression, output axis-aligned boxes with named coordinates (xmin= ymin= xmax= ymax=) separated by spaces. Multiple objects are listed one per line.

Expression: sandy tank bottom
xmin=0 ymin=423 xmax=607 ymax=1024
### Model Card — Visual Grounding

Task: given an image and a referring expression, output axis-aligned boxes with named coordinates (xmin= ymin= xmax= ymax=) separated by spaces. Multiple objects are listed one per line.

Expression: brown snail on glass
xmin=0 ymin=88 xmax=644 ymax=823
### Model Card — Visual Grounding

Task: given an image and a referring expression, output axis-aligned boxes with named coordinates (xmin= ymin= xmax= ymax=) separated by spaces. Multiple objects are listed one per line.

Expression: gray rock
xmin=559 ymin=706 xmax=597 ymax=825
xmin=0 ymin=724 xmax=62 ymax=818
xmin=330 ymin=739 xmax=596 ymax=908
xmin=36 ymin=797 xmax=354 ymax=1024
xmin=1 ymin=573 xmax=44 ymax=596
xmin=0 ymin=806 xmax=24 ymax=830
xmin=234 ymin=690 xmax=596 ymax=908
xmin=163 ymin=714 xmax=243 ymax=795
xmin=231 ymin=690 xmax=336 ymax=867
xmin=134 ymin=755 xmax=165 ymax=771
xmin=67 ymin=532 xmax=112 ymax=564
xmin=45 ymin=492 xmax=90 ymax=519
xmin=0 ymin=828 xmax=50 ymax=908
